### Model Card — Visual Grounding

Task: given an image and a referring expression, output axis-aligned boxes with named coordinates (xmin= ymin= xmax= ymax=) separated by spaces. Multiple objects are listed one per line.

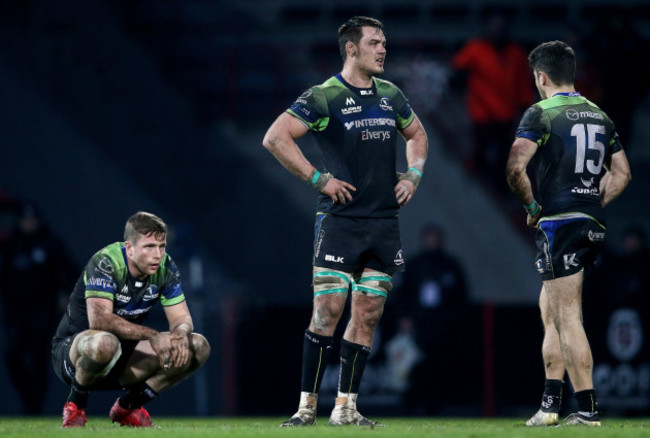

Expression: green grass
xmin=0 ymin=417 xmax=649 ymax=438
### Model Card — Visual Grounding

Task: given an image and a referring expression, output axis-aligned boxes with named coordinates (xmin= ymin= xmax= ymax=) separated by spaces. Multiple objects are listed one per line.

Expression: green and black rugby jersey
xmin=515 ymin=92 xmax=623 ymax=221
xmin=287 ymin=74 xmax=415 ymax=218
xmin=53 ymin=242 xmax=185 ymax=342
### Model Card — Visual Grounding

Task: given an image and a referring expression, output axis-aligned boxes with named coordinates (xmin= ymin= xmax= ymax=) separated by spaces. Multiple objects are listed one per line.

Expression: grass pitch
xmin=1 ymin=417 xmax=649 ymax=438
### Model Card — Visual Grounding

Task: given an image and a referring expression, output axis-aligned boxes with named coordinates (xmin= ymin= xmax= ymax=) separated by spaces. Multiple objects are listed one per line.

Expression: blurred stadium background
xmin=0 ymin=0 xmax=649 ymax=419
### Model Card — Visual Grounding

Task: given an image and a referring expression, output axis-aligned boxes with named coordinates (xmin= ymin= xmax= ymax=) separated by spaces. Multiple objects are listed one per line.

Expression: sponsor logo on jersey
xmin=325 ymin=254 xmax=344 ymax=263
xmin=566 ymin=109 xmax=579 ymax=121
xmin=299 ymin=89 xmax=312 ymax=99
xmin=379 ymin=97 xmax=393 ymax=111
xmin=571 ymin=186 xmax=599 ymax=195
xmin=360 ymin=89 xmax=374 ymax=96
xmin=97 ymin=257 xmax=114 ymax=275
xmin=580 ymin=110 xmax=604 ymax=120
xmin=115 ymin=292 xmax=131 ymax=303
xmin=361 ymin=129 xmax=391 ymax=141
xmin=87 ymin=276 xmax=116 ymax=290
xmin=344 ymin=118 xmax=396 ymax=131
xmin=563 ymin=253 xmax=580 ymax=270
xmin=565 ymin=108 xmax=604 ymax=121
xmin=571 ymin=176 xmax=600 ymax=195
xmin=346 ymin=97 xmax=356 ymax=106
xmin=116 ymin=306 xmax=153 ymax=318
xmin=581 ymin=177 xmax=595 ymax=187
xmin=341 ymin=105 xmax=362 ymax=115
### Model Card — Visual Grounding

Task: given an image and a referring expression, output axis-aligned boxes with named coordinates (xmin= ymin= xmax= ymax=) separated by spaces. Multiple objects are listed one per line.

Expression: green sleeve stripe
xmin=358 ymin=275 xmax=391 ymax=284
xmin=313 ymin=271 xmax=351 ymax=284
xmin=398 ymin=111 xmax=415 ymax=130
xmin=85 ymin=291 xmax=114 ymax=300
xmin=161 ymin=295 xmax=186 ymax=307
xmin=314 ymin=288 xmax=349 ymax=296
xmin=352 ymin=285 xmax=388 ymax=298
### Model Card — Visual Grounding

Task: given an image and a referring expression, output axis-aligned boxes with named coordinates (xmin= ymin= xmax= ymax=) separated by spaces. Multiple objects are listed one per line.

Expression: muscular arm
xmin=262 ymin=112 xmax=314 ymax=181
xmin=87 ymin=297 xmax=158 ymax=340
xmin=506 ymin=137 xmax=541 ymax=226
xmin=402 ymin=114 xmax=428 ymax=174
xmin=396 ymin=114 xmax=428 ymax=205
xmin=600 ymin=149 xmax=632 ymax=207
xmin=262 ymin=112 xmax=357 ymax=203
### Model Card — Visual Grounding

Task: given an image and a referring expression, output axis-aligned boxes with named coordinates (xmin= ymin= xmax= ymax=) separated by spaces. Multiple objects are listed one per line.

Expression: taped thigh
xmin=313 ymin=267 xmax=353 ymax=297
xmin=352 ymin=270 xmax=392 ymax=297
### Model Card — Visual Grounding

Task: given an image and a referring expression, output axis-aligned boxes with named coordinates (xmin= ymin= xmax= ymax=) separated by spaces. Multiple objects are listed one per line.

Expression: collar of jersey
xmin=552 ymin=91 xmax=581 ymax=97
xmin=335 ymin=73 xmax=376 ymax=96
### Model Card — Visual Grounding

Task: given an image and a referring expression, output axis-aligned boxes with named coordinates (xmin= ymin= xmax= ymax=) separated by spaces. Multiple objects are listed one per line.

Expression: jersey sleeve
xmin=83 ymin=253 xmax=118 ymax=301
xmin=393 ymin=86 xmax=415 ymax=130
xmin=286 ymin=86 xmax=330 ymax=131
xmin=159 ymin=255 xmax=185 ymax=307
xmin=609 ymin=131 xmax=623 ymax=154
xmin=515 ymin=105 xmax=548 ymax=145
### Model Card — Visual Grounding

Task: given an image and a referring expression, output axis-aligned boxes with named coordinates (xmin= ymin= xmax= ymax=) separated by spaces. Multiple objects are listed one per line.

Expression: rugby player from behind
xmin=506 ymin=40 xmax=631 ymax=427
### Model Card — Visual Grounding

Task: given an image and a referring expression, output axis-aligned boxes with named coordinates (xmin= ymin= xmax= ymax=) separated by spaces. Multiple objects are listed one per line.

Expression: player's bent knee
xmin=353 ymin=270 xmax=392 ymax=297
xmin=77 ymin=332 xmax=122 ymax=377
xmin=313 ymin=267 xmax=352 ymax=297
xmin=191 ymin=333 xmax=211 ymax=365
xmin=79 ymin=331 xmax=121 ymax=363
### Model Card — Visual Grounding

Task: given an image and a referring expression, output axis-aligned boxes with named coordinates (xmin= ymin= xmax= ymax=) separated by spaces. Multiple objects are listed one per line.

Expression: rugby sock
xmin=119 ymin=382 xmax=159 ymax=410
xmin=574 ymin=389 xmax=599 ymax=413
xmin=300 ymin=330 xmax=334 ymax=394
xmin=67 ymin=379 xmax=90 ymax=409
xmin=540 ymin=379 xmax=563 ymax=413
xmin=338 ymin=339 xmax=370 ymax=394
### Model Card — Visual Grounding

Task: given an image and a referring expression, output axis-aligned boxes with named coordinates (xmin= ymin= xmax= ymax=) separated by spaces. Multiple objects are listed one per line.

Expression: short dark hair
xmin=338 ymin=16 xmax=384 ymax=61
xmin=528 ymin=40 xmax=576 ymax=86
xmin=124 ymin=211 xmax=167 ymax=243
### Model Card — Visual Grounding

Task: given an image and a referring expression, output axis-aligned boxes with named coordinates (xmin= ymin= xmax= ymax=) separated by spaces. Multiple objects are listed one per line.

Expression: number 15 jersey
xmin=515 ymin=92 xmax=623 ymax=221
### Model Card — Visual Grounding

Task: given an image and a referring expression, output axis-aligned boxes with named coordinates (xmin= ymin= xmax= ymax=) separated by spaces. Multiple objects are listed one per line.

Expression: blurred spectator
xmin=393 ymin=223 xmax=470 ymax=413
xmin=0 ymin=202 xmax=77 ymax=415
xmin=451 ymin=12 xmax=534 ymax=194
xmin=384 ymin=316 xmax=422 ymax=393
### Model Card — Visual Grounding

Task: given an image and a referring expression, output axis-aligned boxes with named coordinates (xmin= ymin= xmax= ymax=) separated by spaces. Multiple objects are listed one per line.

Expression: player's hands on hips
xmin=395 ymin=180 xmax=416 ymax=206
xmin=527 ymin=205 xmax=542 ymax=228
xmin=169 ymin=329 xmax=191 ymax=368
xmin=322 ymin=178 xmax=356 ymax=204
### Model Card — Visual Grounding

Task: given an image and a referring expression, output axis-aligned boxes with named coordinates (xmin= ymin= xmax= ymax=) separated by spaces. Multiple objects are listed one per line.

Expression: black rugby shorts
xmin=312 ymin=213 xmax=405 ymax=274
xmin=534 ymin=215 xmax=605 ymax=281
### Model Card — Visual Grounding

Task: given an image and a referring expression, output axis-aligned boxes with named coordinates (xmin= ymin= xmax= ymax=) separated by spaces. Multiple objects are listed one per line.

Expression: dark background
xmin=0 ymin=0 xmax=649 ymax=418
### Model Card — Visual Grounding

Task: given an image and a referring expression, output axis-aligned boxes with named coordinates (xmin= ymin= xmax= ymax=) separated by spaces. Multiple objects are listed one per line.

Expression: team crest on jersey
xmin=143 ymin=285 xmax=160 ymax=301
xmin=379 ymin=97 xmax=393 ymax=111
xmin=394 ymin=249 xmax=404 ymax=266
